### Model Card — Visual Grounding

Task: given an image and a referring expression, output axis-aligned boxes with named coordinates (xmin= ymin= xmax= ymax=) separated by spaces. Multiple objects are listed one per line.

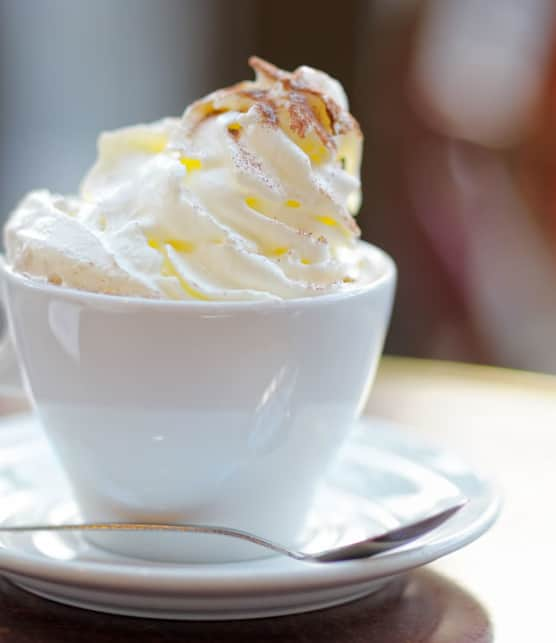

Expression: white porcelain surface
xmin=0 ymin=413 xmax=499 ymax=620
xmin=0 ymin=244 xmax=396 ymax=562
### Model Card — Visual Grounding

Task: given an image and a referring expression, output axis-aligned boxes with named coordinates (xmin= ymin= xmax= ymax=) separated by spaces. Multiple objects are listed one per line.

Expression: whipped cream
xmin=4 ymin=57 xmax=375 ymax=300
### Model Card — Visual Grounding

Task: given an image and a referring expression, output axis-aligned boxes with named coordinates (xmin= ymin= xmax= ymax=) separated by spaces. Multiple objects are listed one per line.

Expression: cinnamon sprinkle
xmin=182 ymin=56 xmax=361 ymax=148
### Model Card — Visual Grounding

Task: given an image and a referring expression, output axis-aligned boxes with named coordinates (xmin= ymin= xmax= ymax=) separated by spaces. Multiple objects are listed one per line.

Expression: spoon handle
xmin=0 ymin=521 xmax=297 ymax=559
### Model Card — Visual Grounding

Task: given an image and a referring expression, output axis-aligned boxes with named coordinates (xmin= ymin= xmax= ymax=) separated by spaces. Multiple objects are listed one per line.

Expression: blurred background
xmin=2 ymin=0 xmax=556 ymax=372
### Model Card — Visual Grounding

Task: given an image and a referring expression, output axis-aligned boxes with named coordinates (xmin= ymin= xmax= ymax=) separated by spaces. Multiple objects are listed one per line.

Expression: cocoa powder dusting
xmin=185 ymin=57 xmax=360 ymax=147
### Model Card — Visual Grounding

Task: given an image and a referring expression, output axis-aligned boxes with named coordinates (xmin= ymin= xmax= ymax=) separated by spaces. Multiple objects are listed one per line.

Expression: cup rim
xmin=0 ymin=241 xmax=396 ymax=311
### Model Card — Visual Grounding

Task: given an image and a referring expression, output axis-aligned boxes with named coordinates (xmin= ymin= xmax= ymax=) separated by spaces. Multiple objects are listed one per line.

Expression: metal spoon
xmin=0 ymin=499 xmax=466 ymax=563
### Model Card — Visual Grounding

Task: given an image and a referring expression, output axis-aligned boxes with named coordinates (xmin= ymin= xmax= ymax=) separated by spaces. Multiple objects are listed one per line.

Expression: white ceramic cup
xmin=0 ymin=242 xmax=395 ymax=563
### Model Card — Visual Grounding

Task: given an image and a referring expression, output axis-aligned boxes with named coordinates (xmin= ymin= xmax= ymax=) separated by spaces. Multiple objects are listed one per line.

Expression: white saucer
xmin=0 ymin=413 xmax=499 ymax=620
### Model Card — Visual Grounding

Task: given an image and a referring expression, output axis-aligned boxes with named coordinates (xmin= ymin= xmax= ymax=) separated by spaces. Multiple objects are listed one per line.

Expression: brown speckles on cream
xmin=253 ymin=101 xmax=279 ymax=128
xmin=182 ymin=57 xmax=361 ymax=154
xmin=230 ymin=142 xmax=281 ymax=194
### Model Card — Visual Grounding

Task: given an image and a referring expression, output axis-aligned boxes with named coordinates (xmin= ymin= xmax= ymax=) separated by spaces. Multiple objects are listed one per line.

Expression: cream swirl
xmin=4 ymin=57 xmax=375 ymax=300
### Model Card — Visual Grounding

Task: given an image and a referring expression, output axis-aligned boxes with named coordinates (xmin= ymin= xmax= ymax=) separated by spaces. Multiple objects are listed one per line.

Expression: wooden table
xmin=368 ymin=357 xmax=555 ymax=643
xmin=0 ymin=356 xmax=550 ymax=642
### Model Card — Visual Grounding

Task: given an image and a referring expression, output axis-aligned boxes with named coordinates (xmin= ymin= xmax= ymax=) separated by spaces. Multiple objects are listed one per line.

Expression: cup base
xmin=83 ymin=530 xmax=283 ymax=564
